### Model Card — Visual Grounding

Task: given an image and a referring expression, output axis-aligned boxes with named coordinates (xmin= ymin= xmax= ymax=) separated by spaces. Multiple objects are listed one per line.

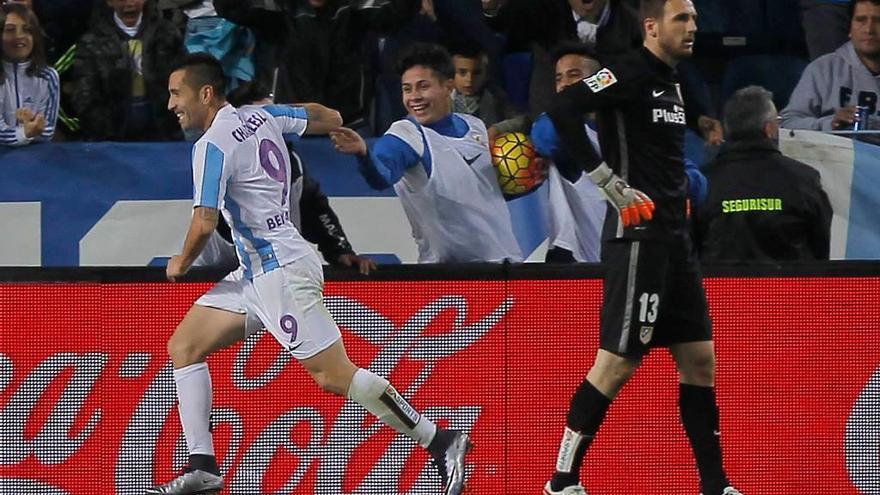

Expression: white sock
xmin=347 ymin=368 xmax=437 ymax=448
xmin=173 ymin=362 xmax=215 ymax=456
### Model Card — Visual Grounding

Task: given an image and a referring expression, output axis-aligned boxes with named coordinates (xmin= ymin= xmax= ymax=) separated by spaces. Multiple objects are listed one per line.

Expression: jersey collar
xmin=640 ymin=46 xmax=677 ymax=79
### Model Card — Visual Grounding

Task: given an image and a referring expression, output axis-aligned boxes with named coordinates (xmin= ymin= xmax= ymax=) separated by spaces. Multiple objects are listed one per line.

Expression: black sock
xmin=428 ymin=427 xmax=455 ymax=457
xmin=679 ymin=383 xmax=729 ymax=494
xmin=188 ymin=453 xmax=220 ymax=476
xmin=550 ymin=380 xmax=612 ymax=490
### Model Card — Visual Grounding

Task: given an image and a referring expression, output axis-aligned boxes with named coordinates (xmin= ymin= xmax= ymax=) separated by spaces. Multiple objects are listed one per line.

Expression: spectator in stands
xmin=214 ymin=0 xmax=421 ymax=132
xmin=491 ymin=0 xmax=722 ymax=144
xmin=782 ymin=0 xmax=880 ymax=131
xmin=71 ymin=0 xmax=183 ymax=141
xmin=801 ymin=0 xmax=852 ymax=60
xmin=0 ymin=3 xmax=58 ymax=145
xmin=432 ymin=0 xmax=506 ymax=85
xmin=11 ymin=0 xmax=97 ymax=139
xmin=698 ymin=86 xmax=832 ymax=262
xmin=159 ymin=0 xmax=255 ymax=91
xmin=449 ymin=44 xmax=528 ymax=142
xmin=329 ymin=43 xmax=523 ymax=263
xmin=225 ymin=81 xmax=377 ymax=274
xmin=491 ymin=0 xmax=642 ymax=116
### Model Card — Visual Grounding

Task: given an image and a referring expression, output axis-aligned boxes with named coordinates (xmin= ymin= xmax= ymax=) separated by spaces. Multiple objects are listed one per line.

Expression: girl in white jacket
xmin=0 ymin=3 xmax=58 ymax=146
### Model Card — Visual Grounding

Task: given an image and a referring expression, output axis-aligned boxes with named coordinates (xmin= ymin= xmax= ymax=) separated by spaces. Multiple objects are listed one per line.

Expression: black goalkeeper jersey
xmin=548 ymin=47 xmax=701 ymax=242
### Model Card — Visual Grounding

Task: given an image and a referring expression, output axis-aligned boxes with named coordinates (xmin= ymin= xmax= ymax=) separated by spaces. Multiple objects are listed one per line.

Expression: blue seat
xmin=720 ymin=55 xmax=808 ymax=110
xmin=502 ymin=51 xmax=532 ymax=111
xmin=694 ymin=0 xmax=766 ymax=35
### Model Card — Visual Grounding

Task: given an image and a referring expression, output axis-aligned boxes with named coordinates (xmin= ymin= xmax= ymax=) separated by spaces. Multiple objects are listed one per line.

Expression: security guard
xmin=696 ymin=85 xmax=832 ymax=262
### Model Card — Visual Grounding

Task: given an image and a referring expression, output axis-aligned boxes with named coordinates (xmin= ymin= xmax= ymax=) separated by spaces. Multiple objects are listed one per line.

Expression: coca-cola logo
xmin=845 ymin=365 xmax=880 ymax=493
xmin=0 ymin=295 xmax=513 ymax=495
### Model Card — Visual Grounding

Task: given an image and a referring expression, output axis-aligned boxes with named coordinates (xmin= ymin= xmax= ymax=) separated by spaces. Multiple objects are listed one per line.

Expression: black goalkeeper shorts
xmin=599 ymin=237 xmax=712 ymax=359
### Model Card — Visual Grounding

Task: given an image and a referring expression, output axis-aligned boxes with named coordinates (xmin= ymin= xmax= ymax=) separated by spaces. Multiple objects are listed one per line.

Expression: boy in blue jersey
xmin=149 ymin=53 xmax=472 ymax=495
xmin=330 ymin=43 xmax=523 ymax=264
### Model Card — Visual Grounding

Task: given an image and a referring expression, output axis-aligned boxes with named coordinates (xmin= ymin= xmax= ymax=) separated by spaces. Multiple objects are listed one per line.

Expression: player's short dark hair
xmin=551 ymin=41 xmax=599 ymax=66
xmin=640 ymin=0 xmax=668 ymax=22
xmin=723 ymin=85 xmax=777 ymax=141
xmin=397 ymin=42 xmax=455 ymax=81
xmin=447 ymin=42 xmax=485 ymax=61
xmin=849 ymin=0 xmax=880 ymax=21
xmin=170 ymin=52 xmax=227 ymax=98
xmin=227 ymin=81 xmax=271 ymax=107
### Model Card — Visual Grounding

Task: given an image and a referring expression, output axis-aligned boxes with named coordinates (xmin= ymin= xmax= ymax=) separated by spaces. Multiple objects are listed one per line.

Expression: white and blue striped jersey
xmin=0 ymin=61 xmax=59 ymax=145
xmin=191 ymin=103 xmax=312 ymax=278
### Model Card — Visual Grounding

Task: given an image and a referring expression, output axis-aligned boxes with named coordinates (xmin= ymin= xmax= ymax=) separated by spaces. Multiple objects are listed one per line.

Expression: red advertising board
xmin=0 ymin=276 xmax=877 ymax=494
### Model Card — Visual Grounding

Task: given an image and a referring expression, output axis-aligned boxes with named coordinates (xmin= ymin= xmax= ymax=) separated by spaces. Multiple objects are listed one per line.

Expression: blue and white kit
xmin=192 ymin=104 xmax=340 ymax=359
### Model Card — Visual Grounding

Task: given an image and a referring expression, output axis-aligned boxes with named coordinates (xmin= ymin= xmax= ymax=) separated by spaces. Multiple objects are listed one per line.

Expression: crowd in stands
xmin=2 ymin=0 xmax=860 ymax=263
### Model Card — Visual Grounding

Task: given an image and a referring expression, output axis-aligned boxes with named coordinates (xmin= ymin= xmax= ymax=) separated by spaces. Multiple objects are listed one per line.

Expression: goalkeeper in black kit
xmin=542 ymin=1 xmax=744 ymax=495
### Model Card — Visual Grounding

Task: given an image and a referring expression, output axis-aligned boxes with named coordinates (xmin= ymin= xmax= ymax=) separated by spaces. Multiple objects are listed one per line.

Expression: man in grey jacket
xmin=781 ymin=0 xmax=880 ymax=130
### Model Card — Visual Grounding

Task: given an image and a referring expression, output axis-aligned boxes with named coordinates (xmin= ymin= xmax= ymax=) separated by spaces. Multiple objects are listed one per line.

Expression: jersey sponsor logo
xmin=639 ymin=326 xmax=654 ymax=345
xmin=652 ymin=90 xmax=665 ymax=98
xmin=463 ymin=153 xmax=482 ymax=166
xmin=721 ymin=198 xmax=783 ymax=213
xmin=652 ymin=104 xmax=686 ymax=125
xmin=583 ymin=68 xmax=618 ymax=93
xmin=266 ymin=210 xmax=291 ymax=230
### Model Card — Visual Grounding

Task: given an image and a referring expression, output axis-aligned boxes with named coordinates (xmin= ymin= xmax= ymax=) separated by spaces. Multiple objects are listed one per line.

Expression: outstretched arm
xmin=330 ymin=127 xmax=421 ymax=190
xmin=261 ymin=103 xmax=342 ymax=136
xmin=302 ymin=103 xmax=343 ymax=135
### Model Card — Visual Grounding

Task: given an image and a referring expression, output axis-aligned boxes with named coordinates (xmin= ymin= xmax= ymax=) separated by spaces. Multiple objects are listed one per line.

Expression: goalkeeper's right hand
xmin=588 ymin=162 xmax=655 ymax=227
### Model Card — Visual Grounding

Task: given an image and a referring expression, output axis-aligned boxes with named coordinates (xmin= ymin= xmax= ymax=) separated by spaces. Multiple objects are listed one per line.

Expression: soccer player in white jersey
xmin=531 ymin=43 xmax=608 ymax=264
xmin=330 ymin=43 xmax=523 ymax=264
xmin=148 ymin=53 xmax=472 ymax=495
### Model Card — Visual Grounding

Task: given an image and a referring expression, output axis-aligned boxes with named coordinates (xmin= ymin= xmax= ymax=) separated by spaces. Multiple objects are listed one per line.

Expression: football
xmin=490 ymin=132 xmax=545 ymax=196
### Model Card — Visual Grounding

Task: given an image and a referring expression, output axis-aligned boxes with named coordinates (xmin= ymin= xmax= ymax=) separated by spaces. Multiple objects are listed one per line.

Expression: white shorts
xmin=195 ymin=267 xmax=264 ymax=338
xmin=242 ymin=252 xmax=342 ymax=360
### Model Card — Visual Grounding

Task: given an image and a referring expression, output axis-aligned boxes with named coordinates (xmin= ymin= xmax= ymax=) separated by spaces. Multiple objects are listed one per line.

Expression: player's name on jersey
xmin=721 ymin=197 xmax=783 ymax=213
xmin=232 ymin=111 xmax=269 ymax=143
xmin=266 ymin=210 xmax=291 ymax=230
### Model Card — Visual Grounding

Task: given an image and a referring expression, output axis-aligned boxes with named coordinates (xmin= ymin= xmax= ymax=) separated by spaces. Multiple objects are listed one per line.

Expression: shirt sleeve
xmin=191 ymin=140 xmax=230 ymax=209
xmin=809 ymin=172 xmax=833 ymax=260
xmin=531 ymin=113 xmax=561 ymax=158
xmin=39 ymin=68 xmax=60 ymax=141
xmin=0 ymin=123 xmax=32 ymax=146
xmin=684 ymin=158 xmax=708 ymax=206
xmin=548 ymin=66 xmax=629 ymax=174
xmin=358 ymin=133 xmax=422 ymax=190
xmin=779 ymin=62 xmax=835 ymax=131
xmin=261 ymin=104 xmax=309 ymax=137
